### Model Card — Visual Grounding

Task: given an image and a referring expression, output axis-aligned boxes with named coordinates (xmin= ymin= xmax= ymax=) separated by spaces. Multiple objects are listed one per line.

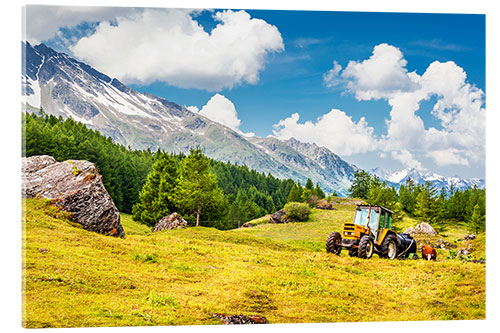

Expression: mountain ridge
xmin=21 ymin=41 xmax=356 ymax=195
xmin=369 ymin=167 xmax=485 ymax=191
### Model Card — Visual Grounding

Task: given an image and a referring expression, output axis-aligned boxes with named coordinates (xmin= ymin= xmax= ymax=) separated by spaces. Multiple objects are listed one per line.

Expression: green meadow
xmin=22 ymin=198 xmax=485 ymax=328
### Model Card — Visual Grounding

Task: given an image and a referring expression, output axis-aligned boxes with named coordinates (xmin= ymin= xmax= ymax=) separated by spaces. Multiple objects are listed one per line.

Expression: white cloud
xmin=194 ymin=94 xmax=240 ymax=131
xmin=189 ymin=94 xmax=254 ymax=137
xmin=340 ymin=43 xmax=419 ymax=100
xmin=324 ymin=43 xmax=485 ymax=169
xmin=185 ymin=105 xmax=199 ymax=113
xmin=24 ymin=5 xmax=138 ymax=44
xmin=272 ymin=109 xmax=376 ymax=156
xmin=426 ymin=149 xmax=470 ymax=167
xmin=69 ymin=9 xmax=284 ymax=90
xmin=391 ymin=150 xmax=425 ymax=171
xmin=323 ymin=61 xmax=343 ymax=88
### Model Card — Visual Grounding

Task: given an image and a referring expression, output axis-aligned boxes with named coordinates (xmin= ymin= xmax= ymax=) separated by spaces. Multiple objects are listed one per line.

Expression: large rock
xmin=269 ymin=209 xmax=289 ymax=224
xmin=404 ymin=222 xmax=437 ymax=236
xmin=316 ymin=199 xmax=334 ymax=210
xmin=22 ymin=155 xmax=124 ymax=237
xmin=153 ymin=213 xmax=188 ymax=231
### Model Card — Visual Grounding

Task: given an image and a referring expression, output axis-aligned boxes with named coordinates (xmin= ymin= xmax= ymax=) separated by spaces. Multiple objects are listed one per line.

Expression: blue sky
xmin=27 ymin=6 xmax=485 ymax=179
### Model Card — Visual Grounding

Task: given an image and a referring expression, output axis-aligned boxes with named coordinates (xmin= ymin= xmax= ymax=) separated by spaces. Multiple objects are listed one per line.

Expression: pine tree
xmin=287 ymin=183 xmax=302 ymax=202
xmin=132 ymin=153 xmax=178 ymax=226
xmin=313 ymin=184 xmax=326 ymax=199
xmin=348 ymin=170 xmax=371 ymax=199
xmin=305 ymin=178 xmax=314 ymax=190
xmin=172 ymin=147 xmax=224 ymax=227
xmin=399 ymin=178 xmax=417 ymax=214
xmin=414 ymin=182 xmax=438 ymax=223
xmin=469 ymin=203 xmax=485 ymax=233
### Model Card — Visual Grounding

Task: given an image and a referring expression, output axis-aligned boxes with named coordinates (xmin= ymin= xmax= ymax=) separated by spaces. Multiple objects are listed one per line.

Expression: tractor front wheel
xmin=348 ymin=248 xmax=358 ymax=257
xmin=326 ymin=232 xmax=342 ymax=255
xmin=358 ymin=235 xmax=374 ymax=259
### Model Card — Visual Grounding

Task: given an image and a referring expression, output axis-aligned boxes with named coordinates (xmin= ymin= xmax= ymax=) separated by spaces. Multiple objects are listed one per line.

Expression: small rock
xmin=213 ymin=313 xmax=268 ymax=324
xmin=37 ymin=248 xmax=49 ymax=254
xmin=241 ymin=222 xmax=254 ymax=228
xmin=153 ymin=213 xmax=188 ymax=231
xmin=464 ymin=234 xmax=477 ymax=241
xmin=316 ymin=199 xmax=334 ymax=210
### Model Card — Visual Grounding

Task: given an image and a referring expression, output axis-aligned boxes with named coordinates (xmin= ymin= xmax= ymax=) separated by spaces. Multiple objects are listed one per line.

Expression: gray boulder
xmin=153 ymin=213 xmax=188 ymax=231
xmin=269 ymin=209 xmax=289 ymax=224
xmin=404 ymin=222 xmax=437 ymax=236
xmin=316 ymin=199 xmax=335 ymax=210
xmin=22 ymin=155 xmax=124 ymax=237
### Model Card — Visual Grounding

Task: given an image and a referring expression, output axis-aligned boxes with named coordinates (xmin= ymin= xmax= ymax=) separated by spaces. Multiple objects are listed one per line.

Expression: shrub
xmin=147 ymin=290 xmax=178 ymax=307
xmin=284 ymin=202 xmax=311 ymax=222
xmin=133 ymin=252 xmax=158 ymax=263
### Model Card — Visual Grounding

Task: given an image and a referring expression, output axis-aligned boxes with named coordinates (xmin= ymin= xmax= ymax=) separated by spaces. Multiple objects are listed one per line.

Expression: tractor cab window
xmin=368 ymin=209 xmax=380 ymax=238
xmin=353 ymin=208 xmax=369 ymax=226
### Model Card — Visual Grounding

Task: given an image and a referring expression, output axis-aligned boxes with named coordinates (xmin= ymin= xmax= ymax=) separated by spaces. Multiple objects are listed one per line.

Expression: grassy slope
xmin=22 ymin=198 xmax=485 ymax=328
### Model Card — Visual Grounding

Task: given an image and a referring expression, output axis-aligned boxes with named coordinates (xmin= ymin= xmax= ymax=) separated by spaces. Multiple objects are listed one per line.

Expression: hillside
xmin=22 ymin=198 xmax=485 ymax=328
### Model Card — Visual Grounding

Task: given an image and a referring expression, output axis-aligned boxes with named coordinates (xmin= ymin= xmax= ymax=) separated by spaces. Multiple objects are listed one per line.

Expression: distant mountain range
xmin=21 ymin=41 xmax=356 ymax=196
xmin=21 ymin=41 xmax=484 ymax=196
xmin=369 ymin=167 xmax=485 ymax=191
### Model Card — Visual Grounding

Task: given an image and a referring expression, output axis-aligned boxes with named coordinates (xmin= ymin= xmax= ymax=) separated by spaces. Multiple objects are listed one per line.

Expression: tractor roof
xmin=355 ymin=204 xmax=394 ymax=215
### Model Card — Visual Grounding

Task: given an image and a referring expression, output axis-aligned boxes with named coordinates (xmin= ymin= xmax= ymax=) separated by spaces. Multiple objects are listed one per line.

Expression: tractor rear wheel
xmin=381 ymin=234 xmax=398 ymax=260
xmin=326 ymin=232 xmax=342 ymax=255
xmin=358 ymin=235 xmax=374 ymax=259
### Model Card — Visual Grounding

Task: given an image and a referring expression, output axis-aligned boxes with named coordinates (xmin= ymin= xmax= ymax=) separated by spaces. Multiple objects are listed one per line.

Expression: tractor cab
xmin=352 ymin=205 xmax=393 ymax=242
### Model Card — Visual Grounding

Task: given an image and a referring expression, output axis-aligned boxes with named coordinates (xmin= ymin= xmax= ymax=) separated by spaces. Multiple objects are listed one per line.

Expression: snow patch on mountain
xmin=369 ymin=167 xmax=485 ymax=191
xmin=21 ymin=41 xmax=358 ymax=196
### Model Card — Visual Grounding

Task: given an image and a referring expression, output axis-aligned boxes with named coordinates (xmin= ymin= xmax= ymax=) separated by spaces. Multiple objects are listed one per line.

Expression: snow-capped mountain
xmin=21 ymin=41 xmax=356 ymax=195
xmin=369 ymin=167 xmax=485 ymax=191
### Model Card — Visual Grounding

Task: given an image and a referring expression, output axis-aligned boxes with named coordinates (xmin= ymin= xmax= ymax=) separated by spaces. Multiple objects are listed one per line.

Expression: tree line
xmin=23 ymin=111 xmax=309 ymax=229
xmin=24 ymin=111 xmax=484 ymax=232
xmin=349 ymin=170 xmax=486 ymax=233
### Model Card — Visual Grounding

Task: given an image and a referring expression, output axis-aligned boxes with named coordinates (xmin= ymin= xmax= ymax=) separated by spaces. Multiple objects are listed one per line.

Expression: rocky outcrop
xmin=22 ymin=155 xmax=124 ymax=237
xmin=212 ymin=313 xmax=268 ymax=324
xmin=269 ymin=209 xmax=289 ymax=224
xmin=404 ymin=222 xmax=437 ymax=236
xmin=153 ymin=213 xmax=188 ymax=231
xmin=463 ymin=234 xmax=477 ymax=241
xmin=316 ymin=199 xmax=335 ymax=210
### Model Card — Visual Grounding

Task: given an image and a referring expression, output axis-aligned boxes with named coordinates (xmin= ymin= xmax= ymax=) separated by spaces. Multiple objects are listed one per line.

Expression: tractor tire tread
xmin=358 ymin=235 xmax=373 ymax=259
xmin=326 ymin=232 xmax=342 ymax=255
xmin=381 ymin=234 xmax=398 ymax=259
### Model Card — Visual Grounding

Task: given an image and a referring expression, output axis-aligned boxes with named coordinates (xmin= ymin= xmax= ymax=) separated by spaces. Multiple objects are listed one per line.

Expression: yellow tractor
xmin=326 ymin=205 xmax=400 ymax=259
